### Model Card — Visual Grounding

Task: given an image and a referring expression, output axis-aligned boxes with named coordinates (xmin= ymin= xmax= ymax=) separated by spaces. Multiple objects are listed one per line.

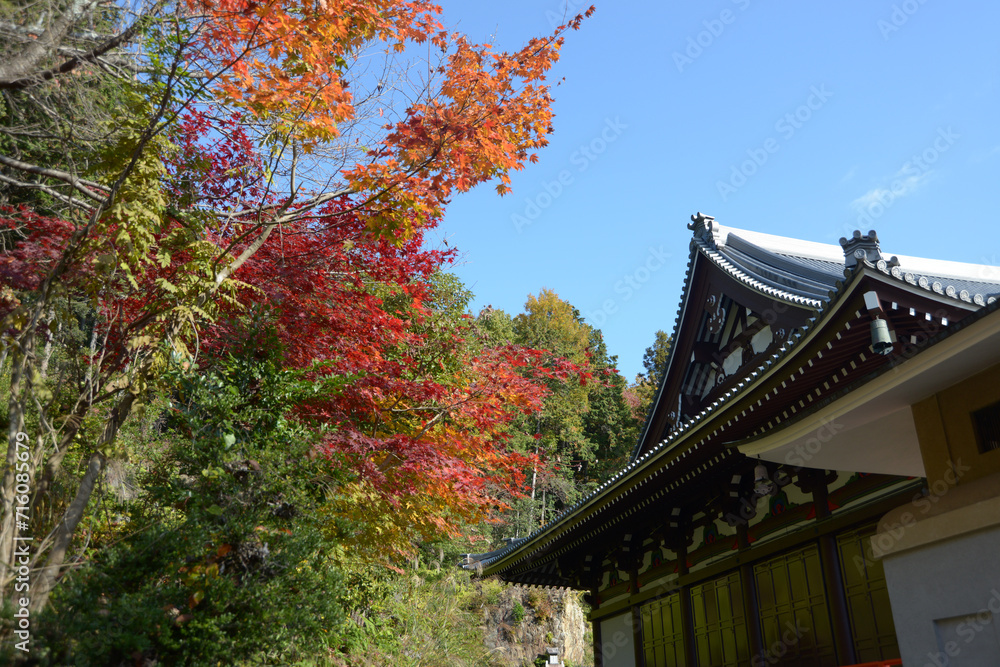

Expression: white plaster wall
xmin=882 ymin=524 xmax=1000 ymax=667
xmin=751 ymin=325 xmax=773 ymax=353
xmin=723 ymin=348 xmax=742 ymax=377
xmin=599 ymin=611 xmax=637 ymax=667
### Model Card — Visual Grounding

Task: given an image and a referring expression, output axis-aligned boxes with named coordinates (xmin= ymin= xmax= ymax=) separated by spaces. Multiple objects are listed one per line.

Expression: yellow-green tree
xmin=500 ymin=289 xmax=639 ymax=532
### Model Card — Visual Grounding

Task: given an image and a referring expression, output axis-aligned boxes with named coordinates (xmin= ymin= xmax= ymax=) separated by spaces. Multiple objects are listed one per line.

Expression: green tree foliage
xmin=19 ymin=315 xmax=348 ymax=664
xmin=512 ymin=289 xmax=593 ymax=470
xmin=484 ymin=290 xmax=640 ymax=537
xmin=475 ymin=305 xmax=517 ymax=348
xmin=513 ymin=289 xmax=591 ymax=365
xmin=643 ymin=330 xmax=672 ymax=383
xmin=0 ymin=0 xmax=608 ymax=657
xmin=410 ymin=271 xmax=475 ymax=377
xmin=628 ymin=329 xmax=673 ymax=422
xmin=580 ymin=332 xmax=641 ymax=485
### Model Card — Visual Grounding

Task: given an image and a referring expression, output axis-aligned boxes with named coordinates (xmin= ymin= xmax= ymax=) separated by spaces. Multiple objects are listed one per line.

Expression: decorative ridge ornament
xmin=688 ymin=212 xmax=720 ymax=248
xmin=839 ymin=229 xmax=883 ymax=268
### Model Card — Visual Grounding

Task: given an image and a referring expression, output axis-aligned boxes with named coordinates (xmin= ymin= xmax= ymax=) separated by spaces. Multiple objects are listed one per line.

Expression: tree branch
xmin=0 ymin=172 xmax=97 ymax=211
xmin=0 ymin=1 xmax=99 ymax=85
xmin=0 ymin=4 xmax=154 ymax=90
xmin=0 ymin=154 xmax=108 ymax=202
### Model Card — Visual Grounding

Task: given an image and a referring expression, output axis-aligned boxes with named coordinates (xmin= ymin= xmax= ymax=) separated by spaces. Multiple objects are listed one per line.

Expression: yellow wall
xmin=912 ymin=362 xmax=1000 ymax=486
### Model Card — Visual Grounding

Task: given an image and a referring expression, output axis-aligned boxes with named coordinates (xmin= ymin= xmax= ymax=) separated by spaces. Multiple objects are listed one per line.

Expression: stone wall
xmin=481 ymin=584 xmax=590 ymax=666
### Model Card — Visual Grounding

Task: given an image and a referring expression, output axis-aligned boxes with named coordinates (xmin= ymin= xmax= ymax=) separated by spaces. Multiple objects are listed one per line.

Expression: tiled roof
xmin=875 ymin=259 xmax=999 ymax=306
xmin=466 ymin=214 xmax=1000 ymax=577
xmin=696 ymin=217 xmax=1000 ymax=308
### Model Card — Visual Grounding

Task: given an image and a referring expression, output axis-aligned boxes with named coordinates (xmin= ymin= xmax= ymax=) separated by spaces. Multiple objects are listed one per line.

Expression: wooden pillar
xmin=813 ymin=476 xmax=857 ymax=665
xmin=593 ymin=613 xmax=604 ymax=667
xmin=586 ymin=582 xmax=604 ymax=667
xmin=632 ymin=603 xmax=645 ymax=667
xmin=737 ymin=523 xmax=765 ymax=661
xmin=676 ymin=542 xmax=697 ymax=667
xmin=819 ymin=533 xmax=856 ymax=665
xmin=628 ymin=568 xmax=646 ymax=667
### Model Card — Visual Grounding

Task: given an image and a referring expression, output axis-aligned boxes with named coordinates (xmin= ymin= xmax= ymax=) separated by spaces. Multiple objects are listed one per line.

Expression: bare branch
xmin=0 ymin=172 xmax=97 ymax=211
xmin=0 ymin=154 xmax=108 ymax=201
xmin=0 ymin=0 xmax=99 ymax=84
xmin=0 ymin=12 xmax=150 ymax=90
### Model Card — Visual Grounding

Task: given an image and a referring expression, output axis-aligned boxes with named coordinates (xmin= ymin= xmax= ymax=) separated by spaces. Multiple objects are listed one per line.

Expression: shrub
xmin=526 ymin=588 xmax=554 ymax=622
xmin=16 ymin=335 xmax=351 ymax=665
xmin=482 ymin=579 xmax=505 ymax=606
xmin=29 ymin=518 xmax=345 ymax=665
xmin=512 ymin=600 xmax=525 ymax=624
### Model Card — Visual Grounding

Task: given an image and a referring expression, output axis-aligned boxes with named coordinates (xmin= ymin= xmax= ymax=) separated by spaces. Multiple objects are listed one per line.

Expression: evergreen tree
xmin=628 ymin=329 xmax=672 ymax=421
xmin=643 ymin=330 xmax=672 ymax=383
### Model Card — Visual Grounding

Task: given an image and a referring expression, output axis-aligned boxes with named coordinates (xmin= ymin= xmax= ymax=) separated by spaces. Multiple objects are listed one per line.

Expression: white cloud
xmin=851 ymin=169 xmax=932 ymax=211
xmin=848 ymin=127 xmax=958 ymax=215
xmin=839 ymin=166 xmax=857 ymax=185
xmin=852 ymin=187 xmax=889 ymax=210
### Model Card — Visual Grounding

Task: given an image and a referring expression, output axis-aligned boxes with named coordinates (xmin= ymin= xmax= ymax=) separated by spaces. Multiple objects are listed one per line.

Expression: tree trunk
xmin=29 ymin=391 xmax=134 ymax=614
xmin=0 ymin=1 xmax=98 ymax=84
xmin=0 ymin=341 xmax=32 ymax=600
xmin=29 ymin=401 xmax=89 ymax=519
xmin=29 ymin=451 xmax=104 ymax=613
xmin=38 ymin=309 xmax=57 ymax=379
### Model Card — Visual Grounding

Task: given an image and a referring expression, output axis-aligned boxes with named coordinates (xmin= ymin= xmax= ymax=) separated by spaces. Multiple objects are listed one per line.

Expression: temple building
xmin=466 ymin=214 xmax=1000 ymax=667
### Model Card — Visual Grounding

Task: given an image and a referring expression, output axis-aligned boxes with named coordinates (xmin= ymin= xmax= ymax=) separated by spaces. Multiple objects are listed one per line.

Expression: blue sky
xmin=431 ymin=0 xmax=1000 ymax=380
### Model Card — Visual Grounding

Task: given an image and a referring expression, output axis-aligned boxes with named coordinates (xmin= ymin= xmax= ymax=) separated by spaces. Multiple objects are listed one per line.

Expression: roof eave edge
xmin=479 ymin=267 xmax=872 ymax=579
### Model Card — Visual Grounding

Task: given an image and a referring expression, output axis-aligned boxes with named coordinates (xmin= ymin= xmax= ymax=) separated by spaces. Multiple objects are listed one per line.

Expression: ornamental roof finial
xmin=839 ymin=230 xmax=883 ymax=268
xmin=688 ymin=212 xmax=718 ymax=246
